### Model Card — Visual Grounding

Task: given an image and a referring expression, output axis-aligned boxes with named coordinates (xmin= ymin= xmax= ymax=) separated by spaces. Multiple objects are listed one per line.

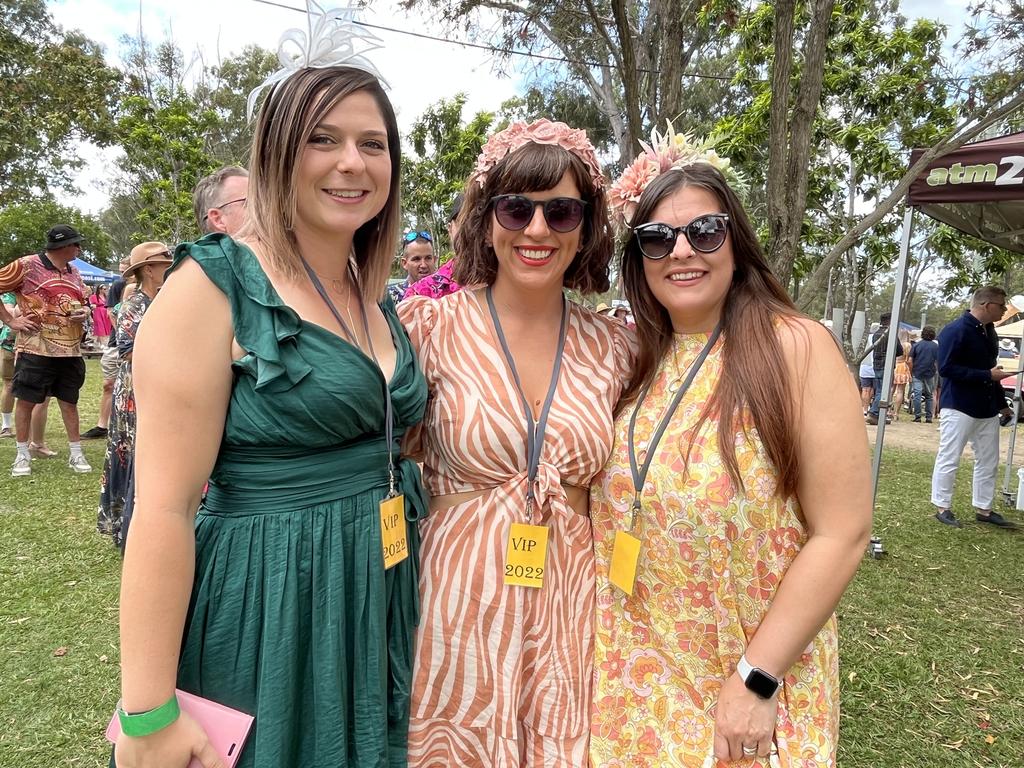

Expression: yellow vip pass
xmin=504 ymin=522 xmax=548 ymax=588
xmin=609 ymin=530 xmax=641 ymax=595
xmin=380 ymin=495 xmax=408 ymax=569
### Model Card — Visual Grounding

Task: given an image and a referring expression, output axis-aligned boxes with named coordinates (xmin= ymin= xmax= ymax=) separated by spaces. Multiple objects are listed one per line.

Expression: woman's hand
xmin=713 ymin=672 xmax=777 ymax=762
xmin=114 ymin=710 xmax=225 ymax=768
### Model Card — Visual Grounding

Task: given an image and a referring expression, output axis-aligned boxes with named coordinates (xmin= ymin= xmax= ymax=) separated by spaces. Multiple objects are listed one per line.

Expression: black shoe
xmin=925 ymin=418 xmax=933 ymax=423
xmin=81 ymin=426 xmax=108 ymax=440
xmin=913 ymin=417 xmax=921 ymax=422
xmin=975 ymin=510 xmax=1019 ymax=529
xmin=934 ymin=509 xmax=962 ymax=528
xmin=866 ymin=414 xmax=878 ymax=425
xmin=1000 ymin=412 xmax=1014 ymax=427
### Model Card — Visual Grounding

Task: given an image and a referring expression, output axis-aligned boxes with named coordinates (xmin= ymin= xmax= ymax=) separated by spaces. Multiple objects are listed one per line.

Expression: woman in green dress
xmin=111 ymin=64 xmax=427 ymax=768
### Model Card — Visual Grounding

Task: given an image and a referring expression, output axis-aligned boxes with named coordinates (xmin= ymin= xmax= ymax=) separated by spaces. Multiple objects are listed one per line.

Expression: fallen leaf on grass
xmin=53 ymin=647 xmax=67 ymax=657
xmin=985 ymin=734 xmax=996 ymax=744
xmin=99 ymin=654 xmax=108 ymax=663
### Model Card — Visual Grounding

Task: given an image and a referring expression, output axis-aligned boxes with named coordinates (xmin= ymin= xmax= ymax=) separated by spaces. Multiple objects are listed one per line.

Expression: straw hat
xmin=123 ymin=242 xmax=173 ymax=280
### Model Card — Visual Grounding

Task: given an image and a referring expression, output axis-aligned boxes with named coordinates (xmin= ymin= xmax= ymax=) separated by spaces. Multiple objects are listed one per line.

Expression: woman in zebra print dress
xmin=398 ymin=120 xmax=634 ymax=766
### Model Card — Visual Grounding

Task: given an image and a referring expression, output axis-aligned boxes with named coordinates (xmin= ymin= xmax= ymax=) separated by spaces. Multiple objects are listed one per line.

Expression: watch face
xmin=745 ymin=668 xmax=779 ymax=699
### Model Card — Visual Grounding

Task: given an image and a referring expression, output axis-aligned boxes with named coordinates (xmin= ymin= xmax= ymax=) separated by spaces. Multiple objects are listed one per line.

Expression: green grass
xmin=1 ymin=361 xmax=1022 ymax=766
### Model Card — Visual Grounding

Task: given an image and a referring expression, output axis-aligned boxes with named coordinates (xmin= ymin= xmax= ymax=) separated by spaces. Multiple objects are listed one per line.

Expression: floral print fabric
xmin=589 ymin=332 xmax=839 ymax=768
xmin=97 ymin=291 xmax=151 ymax=545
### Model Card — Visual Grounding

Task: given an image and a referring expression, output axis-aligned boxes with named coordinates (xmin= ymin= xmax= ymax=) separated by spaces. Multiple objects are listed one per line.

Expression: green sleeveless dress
xmin=119 ymin=235 xmax=429 ymax=767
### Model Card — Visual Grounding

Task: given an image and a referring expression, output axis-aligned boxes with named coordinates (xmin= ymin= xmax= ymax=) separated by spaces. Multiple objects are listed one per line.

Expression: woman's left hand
xmin=713 ymin=672 xmax=777 ymax=762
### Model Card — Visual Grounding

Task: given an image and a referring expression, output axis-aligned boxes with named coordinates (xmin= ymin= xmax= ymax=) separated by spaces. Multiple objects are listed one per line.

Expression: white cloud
xmin=49 ymin=0 xmax=525 ymax=213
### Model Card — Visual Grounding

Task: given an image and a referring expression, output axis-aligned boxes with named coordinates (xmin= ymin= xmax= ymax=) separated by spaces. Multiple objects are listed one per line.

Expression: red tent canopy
xmin=908 ymin=131 xmax=1024 ymax=253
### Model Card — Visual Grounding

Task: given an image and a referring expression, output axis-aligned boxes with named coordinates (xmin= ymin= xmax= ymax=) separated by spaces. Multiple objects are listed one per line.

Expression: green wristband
xmin=117 ymin=694 xmax=180 ymax=737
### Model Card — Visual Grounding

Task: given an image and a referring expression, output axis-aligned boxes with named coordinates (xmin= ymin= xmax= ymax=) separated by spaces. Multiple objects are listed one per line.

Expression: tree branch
xmin=797 ymin=78 xmax=1024 ymax=311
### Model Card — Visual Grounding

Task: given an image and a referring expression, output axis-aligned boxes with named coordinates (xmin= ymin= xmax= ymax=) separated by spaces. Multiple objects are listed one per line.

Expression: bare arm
xmin=744 ymin=318 xmax=872 ymax=674
xmin=115 ymin=258 xmax=234 ymax=767
xmin=714 ymin=318 xmax=872 ymax=760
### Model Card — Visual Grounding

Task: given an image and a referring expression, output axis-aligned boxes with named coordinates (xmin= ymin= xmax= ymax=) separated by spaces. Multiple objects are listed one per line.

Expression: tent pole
xmin=999 ymin=332 xmax=1024 ymax=505
xmin=871 ymin=206 xmax=915 ymax=510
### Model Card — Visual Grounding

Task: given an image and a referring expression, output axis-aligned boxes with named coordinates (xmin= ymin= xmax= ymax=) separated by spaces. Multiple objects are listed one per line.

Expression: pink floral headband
xmin=472 ymin=119 xmax=605 ymax=190
xmin=609 ymin=122 xmax=745 ymax=228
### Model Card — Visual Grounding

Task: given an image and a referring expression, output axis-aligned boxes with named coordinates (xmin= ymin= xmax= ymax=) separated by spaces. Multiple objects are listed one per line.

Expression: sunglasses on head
xmin=633 ymin=213 xmax=730 ymax=259
xmin=490 ymin=194 xmax=588 ymax=234
xmin=404 ymin=230 xmax=432 ymax=243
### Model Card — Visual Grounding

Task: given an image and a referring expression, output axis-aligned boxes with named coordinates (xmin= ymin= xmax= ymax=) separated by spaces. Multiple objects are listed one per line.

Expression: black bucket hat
xmin=45 ymin=224 xmax=84 ymax=250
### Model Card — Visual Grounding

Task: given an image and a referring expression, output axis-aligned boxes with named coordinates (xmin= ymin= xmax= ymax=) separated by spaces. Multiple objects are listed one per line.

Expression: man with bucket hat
xmin=0 ymin=224 xmax=93 ymax=476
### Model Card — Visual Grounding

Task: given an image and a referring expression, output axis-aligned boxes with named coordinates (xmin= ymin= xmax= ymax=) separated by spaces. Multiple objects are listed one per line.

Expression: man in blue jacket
xmin=908 ymin=326 xmax=939 ymax=422
xmin=931 ymin=286 xmax=1018 ymax=528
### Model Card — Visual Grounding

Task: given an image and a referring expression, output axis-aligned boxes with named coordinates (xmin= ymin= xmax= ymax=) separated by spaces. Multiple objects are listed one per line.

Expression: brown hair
xmin=619 ymin=164 xmax=805 ymax=499
xmin=452 ymin=142 xmax=612 ymax=293
xmin=238 ymin=67 xmax=400 ymax=302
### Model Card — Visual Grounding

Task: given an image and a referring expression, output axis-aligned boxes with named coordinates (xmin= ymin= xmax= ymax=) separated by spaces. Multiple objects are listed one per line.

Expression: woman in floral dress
xmin=97 ymin=243 xmax=172 ymax=547
xmin=590 ymin=134 xmax=872 ymax=767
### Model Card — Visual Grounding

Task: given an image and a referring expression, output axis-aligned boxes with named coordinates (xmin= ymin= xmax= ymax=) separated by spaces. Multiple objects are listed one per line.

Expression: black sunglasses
xmin=490 ymin=194 xmax=588 ymax=233
xmin=633 ymin=214 xmax=730 ymax=259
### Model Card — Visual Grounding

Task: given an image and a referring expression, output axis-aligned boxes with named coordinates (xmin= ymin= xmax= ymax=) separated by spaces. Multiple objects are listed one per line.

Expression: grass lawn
xmin=1 ymin=359 xmax=1023 ymax=766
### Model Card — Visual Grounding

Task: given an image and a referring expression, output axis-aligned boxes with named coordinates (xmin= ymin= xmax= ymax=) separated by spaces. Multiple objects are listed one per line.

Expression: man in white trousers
xmin=931 ymin=285 xmax=1019 ymax=528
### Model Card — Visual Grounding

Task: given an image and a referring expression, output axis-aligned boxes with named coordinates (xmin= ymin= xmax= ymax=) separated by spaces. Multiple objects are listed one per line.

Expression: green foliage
xmin=0 ymin=198 xmax=113 ymax=269
xmin=195 ymin=45 xmax=280 ymax=166
xmin=0 ymin=0 xmax=121 ymax=202
xmin=401 ymin=94 xmax=494 ymax=256
xmin=104 ymin=39 xmax=278 ymax=247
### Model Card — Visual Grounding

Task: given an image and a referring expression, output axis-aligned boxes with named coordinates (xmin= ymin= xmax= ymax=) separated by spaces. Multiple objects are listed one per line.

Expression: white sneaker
xmin=11 ymin=455 xmax=31 ymax=477
xmin=68 ymin=454 xmax=92 ymax=474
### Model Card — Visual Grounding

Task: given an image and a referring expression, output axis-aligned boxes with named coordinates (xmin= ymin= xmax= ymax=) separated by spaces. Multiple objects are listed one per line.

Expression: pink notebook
xmin=106 ymin=689 xmax=254 ymax=768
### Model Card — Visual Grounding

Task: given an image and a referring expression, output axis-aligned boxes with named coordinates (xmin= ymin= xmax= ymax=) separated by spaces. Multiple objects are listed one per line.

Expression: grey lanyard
xmin=301 ymin=257 xmax=399 ymax=496
xmin=627 ymin=325 xmax=722 ymax=530
xmin=485 ymin=286 xmax=569 ymax=512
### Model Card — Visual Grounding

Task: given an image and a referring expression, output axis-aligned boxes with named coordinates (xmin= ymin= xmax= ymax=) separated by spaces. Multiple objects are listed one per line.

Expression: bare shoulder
xmin=775 ymin=315 xmax=844 ymax=368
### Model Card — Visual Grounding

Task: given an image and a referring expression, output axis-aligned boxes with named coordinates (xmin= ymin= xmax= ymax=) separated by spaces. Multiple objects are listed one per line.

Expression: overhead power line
xmin=245 ymin=0 xmax=734 ymax=81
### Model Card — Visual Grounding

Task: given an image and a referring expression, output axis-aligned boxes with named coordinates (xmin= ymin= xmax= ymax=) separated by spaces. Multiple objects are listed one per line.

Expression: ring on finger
xmin=742 ymin=745 xmax=757 ymax=756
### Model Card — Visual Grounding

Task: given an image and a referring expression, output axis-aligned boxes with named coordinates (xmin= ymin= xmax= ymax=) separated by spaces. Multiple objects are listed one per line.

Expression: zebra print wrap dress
xmin=399 ymin=290 xmax=634 ymax=767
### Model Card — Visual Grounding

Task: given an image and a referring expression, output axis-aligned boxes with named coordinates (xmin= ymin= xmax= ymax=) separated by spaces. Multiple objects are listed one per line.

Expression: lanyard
xmin=626 ymin=325 xmax=722 ymax=530
xmin=301 ymin=257 xmax=399 ymax=496
xmin=485 ymin=286 xmax=569 ymax=512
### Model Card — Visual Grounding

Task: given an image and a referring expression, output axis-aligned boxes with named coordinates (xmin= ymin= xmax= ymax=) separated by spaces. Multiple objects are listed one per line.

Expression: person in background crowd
xmin=931 ymin=286 xmax=1018 ymax=529
xmin=89 ymin=284 xmax=114 ymax=347
xmin=997 ymin=337 xmax=1017 ymax=358
xmin=0 ymin=292 xmax=16 ymax=438
xmin=0 ymin=224 xmax=92 ymax=477
xmin=193 ymin=165 xmax=249 ymax=236
xmin=97 ymin=242 xmax=173 ymax=549
xmin=83 ymin=258 xmax=130 ymax=441
xmin=891 ymin=337 xmax=911 ymax=422
xmin=909 ymin=325 xmax=939 ymax=423
xmin=866 ymin=311 xmax=903 ymax=425
xmin=590 ymin=141 xmax=871 ymax=766
xmin=858 ymin=341 xmax=876 ymax=416
xmin=399 ymin=119 xmax=632 ymax=765
xmin=388 ymin=230 xmax=436 ymax=304
xmin=112 ymin=62 xmax=427 ymax=768
xmin=403 ymin=193 xmax=464 ymax=300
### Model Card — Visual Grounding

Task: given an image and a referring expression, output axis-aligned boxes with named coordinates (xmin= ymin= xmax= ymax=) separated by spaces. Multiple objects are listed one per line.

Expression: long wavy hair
xmin=239 ymin=67 xmax=401 ymax=302
xmin=620 ymin=164 xmax=805 ymax=498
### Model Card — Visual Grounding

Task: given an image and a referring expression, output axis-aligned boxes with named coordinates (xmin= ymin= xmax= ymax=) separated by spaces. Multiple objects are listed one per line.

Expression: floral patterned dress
xmin=96 ymin=291 xmax=151 ymax=546
xmin=589 ymin=332 xmax=839 ymax=768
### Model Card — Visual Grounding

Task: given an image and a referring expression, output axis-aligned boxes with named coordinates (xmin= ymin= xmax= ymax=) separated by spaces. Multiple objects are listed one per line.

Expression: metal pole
xmin=871 ymin=206 xmax=915 ymax=509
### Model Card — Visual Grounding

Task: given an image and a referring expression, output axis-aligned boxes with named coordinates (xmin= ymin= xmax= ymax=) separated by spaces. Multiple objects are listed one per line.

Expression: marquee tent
xmin=71 ymin=258 xmax=117 ymax=284
xmin=870 ymin=131 xmax=1024 ymax=509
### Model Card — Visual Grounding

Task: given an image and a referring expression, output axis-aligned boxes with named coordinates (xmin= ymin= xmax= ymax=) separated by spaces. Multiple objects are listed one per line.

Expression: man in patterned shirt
xmin=0 ymin=224 xmax=93 ymax=476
